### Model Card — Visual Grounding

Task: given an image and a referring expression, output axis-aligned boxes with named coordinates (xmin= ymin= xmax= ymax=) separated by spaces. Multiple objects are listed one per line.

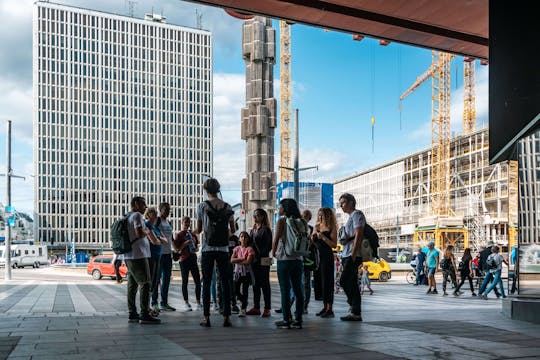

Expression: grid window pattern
xmin=518 ymin=131 xmax=540 ymax=244
xmin=33 ymin=3 xmax=212 ymax=248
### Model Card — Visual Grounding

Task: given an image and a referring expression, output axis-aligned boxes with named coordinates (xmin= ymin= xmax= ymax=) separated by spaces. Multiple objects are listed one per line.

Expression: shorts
xmin=427 ymin=267 xmax=436 ymax=276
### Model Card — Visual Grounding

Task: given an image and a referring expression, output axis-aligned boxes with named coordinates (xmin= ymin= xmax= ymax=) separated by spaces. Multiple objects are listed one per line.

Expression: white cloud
xmin=0 ymin=79 xmax=34 ymax=144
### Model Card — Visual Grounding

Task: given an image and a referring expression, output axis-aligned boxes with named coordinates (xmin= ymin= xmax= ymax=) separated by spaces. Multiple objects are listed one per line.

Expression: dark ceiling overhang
xmin=186 ymin=0 xmax=488 ymax=59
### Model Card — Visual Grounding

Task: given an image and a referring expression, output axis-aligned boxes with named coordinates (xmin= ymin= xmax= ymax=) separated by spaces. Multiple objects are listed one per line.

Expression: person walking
xmin=425 ymin=241 xmax=440 ymax=294
xmin=231 ymin=231 xmax=256 ymax=317
xmin=415 ymin=247 xmax=426 ymax=286
xmin=144 ymin=207 xmax=168 ymax=316
xmin=481 ymin=246 xmax=508 ymax=299
xmin=246 ymin=208 xmax=273 ymax=318
xmin=154 ymin=202 xmax=176 ymax=311
xmin=478 ymin=243 xmax=502 ymax=297
xmin=196 ymin=178 xmax=236 ymax=328
xmin=454 ymin=248 xmax=476 ymax=296
xmin=272 ymin=198 xmax=306 ymax=329
xmin=337 ymin=193 xmax=364 ymax=321
xmin=311 ymin=207 xmax=337 ymax=318
xmin=441 ymin=245 xmax=458 ymax=296
xmin=124 ymin=196 xmax=161 ymax=324
xmin=360 ymin=264 xmax=374 ymax=295
xmin=173 ymin=216 xmax=202 ymax=311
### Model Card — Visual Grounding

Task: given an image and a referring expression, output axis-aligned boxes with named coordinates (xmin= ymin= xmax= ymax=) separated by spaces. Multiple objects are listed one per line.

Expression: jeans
xmin=252 ymin=263 xmax=271 ymax=310
xmin=151 ymin=253 xmax=172 ymax=306
xmin=415 ymin=265 xmax=425 ymax=285
xmin=180 ymin=255 xmax=201 ymax=302
xmin=125 ymin=258 xmax=151 ymax=316
xmin=149 ymin=256 xmax=161 ymax=306
xmin=277 ymin=260 xmax=304 ymax=323
xmin=479 ymin=271 xmax=501 ymax=296
xmin=340 ymin=256 xmax=362 ymax=316
xmin=484 ymin=270 xmax=505 ymax=296
xmin=201 ymin=251 xmax=231 ymax=317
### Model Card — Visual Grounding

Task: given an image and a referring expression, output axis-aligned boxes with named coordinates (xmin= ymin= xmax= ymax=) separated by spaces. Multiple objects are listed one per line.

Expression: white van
xmin=0 ymin=244 xmax=48 ymax=268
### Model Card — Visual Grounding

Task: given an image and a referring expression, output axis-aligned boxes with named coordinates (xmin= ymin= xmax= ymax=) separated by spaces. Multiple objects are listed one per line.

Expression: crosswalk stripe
xmin=68 ymin=284 xmax=95 ymax=313
xmin=31 ymin=284 xmax=57 ymax=313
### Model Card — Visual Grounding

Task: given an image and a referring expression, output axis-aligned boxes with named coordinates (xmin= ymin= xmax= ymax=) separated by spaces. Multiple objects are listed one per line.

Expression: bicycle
xmin=406 ymin=269 xmax=416 ymax=284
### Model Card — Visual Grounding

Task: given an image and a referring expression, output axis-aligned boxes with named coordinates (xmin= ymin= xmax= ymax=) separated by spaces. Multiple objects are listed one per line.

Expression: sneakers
xmin=195 ymin=303 xmax=202 ymax=311
xmin=291 ymin=320 xmax=302 ymax=329
xmin=231 ymin=305 xmax=240 ymax=314
xmin=275 ymin=320 xmax=290 ymax=329
xmin=161 ymin=303 xmax=176 ymax=312
xmin=340 ymin=314 xmax=362 ymax=321
xmin=275 ymin=308 xmax=283 ymax=314
xmin=472 ymin=292 xmax=477 ymax=297
xmin=316 ymin=308 xmax=326 ymax=316
xmin=246 ymin=307 xmax=261 ymax=316
xmin=261 ymin=309 xmax=271 ymax=318
xmin=453 ymin=291 xmax=459 ymax=296
xmin=426 ymin=288 xmax=432 ymax=294
xmin=200 ymin=317 xmax=211 ymax=327
xmin=213 ymin=303 xmax=220 ymax=312
xmin=128 ymin=312 xmax=140 ymax=323
xmin=152 ymin=303 xmax=161 ymax=313
xmin=443 ymin=291 xmax=448 ymax=296
xmin=320 ymin=310 xmax=335 ymax=318
xmin=139 ymin=314 xmax=161 ymax=324
xmin=185 ymin=302 xmax=193 ymax=311
xmin=239 ymin=309 xmax=246 ymax=317
xmin=431 ymin=289 xmax=439 ymax=295
xmin=481 ymin=293 xmax=488 ymax=300
xmin=223 ymin=316 xmax=232 ymax=327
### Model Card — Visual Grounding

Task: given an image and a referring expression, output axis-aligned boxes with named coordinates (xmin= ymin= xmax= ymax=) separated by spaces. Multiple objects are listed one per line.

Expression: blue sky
xmin=0 ymin=0 xmax=489 ymax=214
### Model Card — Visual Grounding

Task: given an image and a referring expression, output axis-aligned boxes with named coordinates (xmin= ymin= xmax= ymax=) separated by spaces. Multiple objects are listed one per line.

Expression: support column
xmin=241 ymin=17 xmax=277 ymax=228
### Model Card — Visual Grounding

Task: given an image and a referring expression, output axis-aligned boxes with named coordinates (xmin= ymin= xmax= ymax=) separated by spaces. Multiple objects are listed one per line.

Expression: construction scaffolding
xmin=335 ymin=128 xmax=515 ymax=252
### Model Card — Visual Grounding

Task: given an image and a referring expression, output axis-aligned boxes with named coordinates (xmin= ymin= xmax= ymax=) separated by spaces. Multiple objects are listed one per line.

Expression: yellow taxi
xmin=360 ymin=258 xmax=392 ymax=282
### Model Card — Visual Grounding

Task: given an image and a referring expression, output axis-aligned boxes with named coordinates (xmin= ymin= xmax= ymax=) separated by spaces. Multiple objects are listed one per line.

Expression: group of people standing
xmin=413 ymin=241 xmax=509 ymax=299
xmin=120 ymin=177 xmax=370 ymax=328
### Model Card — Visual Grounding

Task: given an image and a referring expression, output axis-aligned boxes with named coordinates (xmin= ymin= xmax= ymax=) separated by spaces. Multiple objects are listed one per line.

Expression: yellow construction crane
xmin=463 ymin=58 xmax=476 ymax=135
xmin=400 ymin=51 xmax=469 ymax=250
xmin=279 ymin=20 xmax=293 ymax=182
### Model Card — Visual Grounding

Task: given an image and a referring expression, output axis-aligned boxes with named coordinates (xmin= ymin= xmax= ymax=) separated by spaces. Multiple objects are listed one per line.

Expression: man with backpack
xmin=337 ymin=193 xmax=364 ymax=321
xmin=123 ymin=196 xmax=161 ymax=324
xmin=479 ymin=243 xmax=501 ymax=297
xmin=196 ymin=178 xmax=236 ymax=328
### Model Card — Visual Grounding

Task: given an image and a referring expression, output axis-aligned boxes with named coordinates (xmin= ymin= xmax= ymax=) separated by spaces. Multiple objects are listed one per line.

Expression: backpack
xmin=363 ymin=223 xmax=380 ymax=258
xmin=441 ymin=257 xmax=451 ymax=270
xmin=111 ymin=214 xmax=132 ymax=254
xmin=204 ymin=200 xmax=233 ymax=247
xmin=303 ymin=243 xmax=320 ymax=271
xmin=284 ymin=217 xmax=310 ymax=257
xmin=487 ymin=255 xmax=498 ymax=270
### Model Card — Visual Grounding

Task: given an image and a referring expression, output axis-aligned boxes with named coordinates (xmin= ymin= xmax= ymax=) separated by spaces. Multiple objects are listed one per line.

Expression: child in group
xmin=360 ymin=264 xmax=374 ymax=295
xmin=231 ymin=231 xmax=255 ymax=317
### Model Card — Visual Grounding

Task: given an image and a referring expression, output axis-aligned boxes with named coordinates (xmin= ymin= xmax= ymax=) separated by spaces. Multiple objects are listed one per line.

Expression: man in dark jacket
xmin=415 ymin=247 xmax=427 ymax=285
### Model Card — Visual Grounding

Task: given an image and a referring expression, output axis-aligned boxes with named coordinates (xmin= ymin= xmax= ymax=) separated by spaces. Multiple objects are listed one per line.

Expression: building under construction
xmin=334 ymin=127 xmax=518 ymax=252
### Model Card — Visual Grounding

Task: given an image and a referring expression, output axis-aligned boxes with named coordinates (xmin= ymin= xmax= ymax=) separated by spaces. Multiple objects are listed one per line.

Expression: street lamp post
xmin=4 ymin=120 xmax=12 ymax=280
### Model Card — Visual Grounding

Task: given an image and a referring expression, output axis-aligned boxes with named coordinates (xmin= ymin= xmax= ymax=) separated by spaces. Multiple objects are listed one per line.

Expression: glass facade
xmin=33 ymin=3 xmax=212 ymax=248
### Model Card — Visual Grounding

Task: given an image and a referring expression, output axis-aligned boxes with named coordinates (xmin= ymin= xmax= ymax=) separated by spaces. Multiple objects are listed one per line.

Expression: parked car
xmin=361 ymin=258 xmax=392 ymax=282
xmin=86 ymin=255 xmax=127 ymax=280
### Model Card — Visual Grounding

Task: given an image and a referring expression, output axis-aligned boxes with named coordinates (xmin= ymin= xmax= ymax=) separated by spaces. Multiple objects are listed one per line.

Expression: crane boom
xmin=463 ymin=60 xmax=476 ymax=135
xmin=399 ymin=62 xmax=436 ymax=101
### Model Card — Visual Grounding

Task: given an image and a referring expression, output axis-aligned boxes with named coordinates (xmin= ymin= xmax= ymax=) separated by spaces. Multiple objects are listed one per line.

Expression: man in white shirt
xmin=124 ymin=196 xmax=161 ymax=324
xmin=338 ymin=193 xmax=364 ymax=321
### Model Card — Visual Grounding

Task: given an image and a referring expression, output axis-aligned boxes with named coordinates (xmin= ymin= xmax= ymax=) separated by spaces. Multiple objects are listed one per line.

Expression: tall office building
xmin=33 ymin=2 xmax=212 ymax=250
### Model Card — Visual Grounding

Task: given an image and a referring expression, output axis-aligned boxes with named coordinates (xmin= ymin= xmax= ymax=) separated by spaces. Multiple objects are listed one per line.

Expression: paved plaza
xmin=1 ymin=268 xmax=540 ymax=359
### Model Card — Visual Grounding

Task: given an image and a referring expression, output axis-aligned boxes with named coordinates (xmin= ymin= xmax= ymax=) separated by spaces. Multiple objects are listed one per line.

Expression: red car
xmin=86 ymin=255 xmax=127 ymax=280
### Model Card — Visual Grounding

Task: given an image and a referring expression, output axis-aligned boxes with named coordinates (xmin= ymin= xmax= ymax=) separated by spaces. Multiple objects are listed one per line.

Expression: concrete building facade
xmin=334 ymin=128 xmax=516 ymax=251
xmin=240 ymin=16 xmax=277 ymax=227
xmin=33 ymin=2 xmax=212 ymax=249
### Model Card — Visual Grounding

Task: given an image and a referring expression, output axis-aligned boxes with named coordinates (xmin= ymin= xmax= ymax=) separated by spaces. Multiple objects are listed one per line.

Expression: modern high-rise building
xmin=33 ymin=2 xmax=212 ymax=250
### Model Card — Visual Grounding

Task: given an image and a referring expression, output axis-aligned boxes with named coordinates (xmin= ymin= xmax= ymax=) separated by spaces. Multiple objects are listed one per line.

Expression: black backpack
xmin=111 ymin=214 xmax=131 ymax=254
xmin=441 ymin=258 xmax=451 ymax=270
xmin=205 ymin=200 xmax=233 ymax=247
xmin=363 ymin=223 xmax=380 ymax=258
xmin=303 ymin=244 xmax=320 ymax=271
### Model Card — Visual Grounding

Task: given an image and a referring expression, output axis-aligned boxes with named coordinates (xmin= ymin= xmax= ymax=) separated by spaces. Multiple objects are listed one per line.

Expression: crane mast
xmin=463 ymin=59 xmax=476 ymax=135
xmin=279 ymin=20 xmax=292 ymax=182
